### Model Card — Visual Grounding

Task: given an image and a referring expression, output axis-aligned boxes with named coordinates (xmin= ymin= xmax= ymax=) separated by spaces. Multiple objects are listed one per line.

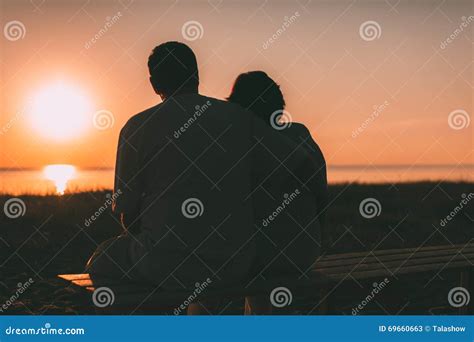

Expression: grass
xmin=0 ymin=181 xmax=472 ymax=314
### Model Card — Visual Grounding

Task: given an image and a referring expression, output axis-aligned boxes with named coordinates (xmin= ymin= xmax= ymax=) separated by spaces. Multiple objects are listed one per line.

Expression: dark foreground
xmin=0 ymin=182 xmax=472 ymax=314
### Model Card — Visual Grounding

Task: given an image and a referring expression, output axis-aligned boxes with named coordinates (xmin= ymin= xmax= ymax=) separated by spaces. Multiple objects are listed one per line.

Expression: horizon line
xmin=1 ymin=163 xmax=473 ymax=172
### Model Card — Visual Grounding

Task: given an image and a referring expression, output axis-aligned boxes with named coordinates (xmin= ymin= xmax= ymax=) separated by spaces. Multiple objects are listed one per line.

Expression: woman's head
xmin=227 ymin=71 xmax=285 ymax=122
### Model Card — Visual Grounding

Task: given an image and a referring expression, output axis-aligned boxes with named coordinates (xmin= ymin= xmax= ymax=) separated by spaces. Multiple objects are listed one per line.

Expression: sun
xmin=29 ymin=82 xmax=92 ymax=141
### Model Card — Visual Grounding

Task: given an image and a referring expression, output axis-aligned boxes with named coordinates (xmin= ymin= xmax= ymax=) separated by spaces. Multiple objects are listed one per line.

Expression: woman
xmin=228 ymin=71 xmax=328 ymax=313
xmin=228 ymin=70 xmax=328 ymax=225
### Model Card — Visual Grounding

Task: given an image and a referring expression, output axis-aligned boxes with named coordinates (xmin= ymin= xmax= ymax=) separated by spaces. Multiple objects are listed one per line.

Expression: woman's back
xmin=249 ymin=138 xmax=322 ymax=278
xmin=281 ymin=123 xmax=328 ymax=226
xmin=227 ymin=70 xmax=328 ymax=278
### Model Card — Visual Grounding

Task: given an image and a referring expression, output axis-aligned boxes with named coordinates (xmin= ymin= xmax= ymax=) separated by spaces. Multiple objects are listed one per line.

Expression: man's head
xmin=148 ymin=41 xmax=199 ymax=99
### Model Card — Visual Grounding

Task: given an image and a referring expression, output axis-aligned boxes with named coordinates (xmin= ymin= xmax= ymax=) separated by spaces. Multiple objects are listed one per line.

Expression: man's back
xmin=115 ymin=94 xmax=259 ymax=288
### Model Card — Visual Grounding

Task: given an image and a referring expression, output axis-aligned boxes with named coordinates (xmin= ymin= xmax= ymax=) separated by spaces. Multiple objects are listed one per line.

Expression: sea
xmin=0 ymin=164 xmax=472 ymax=195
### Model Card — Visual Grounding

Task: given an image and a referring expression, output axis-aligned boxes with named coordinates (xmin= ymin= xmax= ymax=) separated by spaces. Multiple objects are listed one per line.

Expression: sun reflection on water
xmin=43 ymin=164 xmax=76 ymax=195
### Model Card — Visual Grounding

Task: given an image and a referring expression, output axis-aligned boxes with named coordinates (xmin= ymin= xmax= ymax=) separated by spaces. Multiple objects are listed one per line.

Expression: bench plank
xmin=316 ymin=260 xmax=474 ymax=281
xmin=315 ymin=252 xmax=474 ymax=275
xmin=321 ymin=242 xmax=474 ymax=260
xmin=316 ymin=244 xmax=474 ymax=268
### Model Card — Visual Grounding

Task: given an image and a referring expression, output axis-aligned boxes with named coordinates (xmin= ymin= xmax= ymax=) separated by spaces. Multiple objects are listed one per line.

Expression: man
xmin=86 ymin=42 xmax=320 ymax=297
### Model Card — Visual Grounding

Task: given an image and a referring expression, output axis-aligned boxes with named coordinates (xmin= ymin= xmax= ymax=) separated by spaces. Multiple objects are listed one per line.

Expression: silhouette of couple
xmin=86 ymin=41 xmax=327 ymax=313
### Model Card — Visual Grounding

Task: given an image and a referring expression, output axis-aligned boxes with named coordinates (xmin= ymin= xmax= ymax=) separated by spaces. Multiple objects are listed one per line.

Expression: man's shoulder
xmin=201 ymin=95 xmax=247 ymax=112
xmin=288 ymin=122 xmax=310 ymax=135
xmin=120 ymin=103 xmax=162 ymax=136
xmin=284 ymin=122 xmax=318 ymax=141
xmin=194 ymin=95 xmax=254 ymax=125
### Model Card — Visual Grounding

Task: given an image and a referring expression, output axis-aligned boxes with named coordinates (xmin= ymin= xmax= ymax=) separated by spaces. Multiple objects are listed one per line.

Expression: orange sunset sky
xmin=0 ymin=0 xmax=472 ymax=169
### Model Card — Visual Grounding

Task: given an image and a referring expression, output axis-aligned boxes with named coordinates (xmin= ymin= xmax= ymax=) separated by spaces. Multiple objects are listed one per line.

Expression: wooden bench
xmin=58 ymin=242 xmax=474 ymax=314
